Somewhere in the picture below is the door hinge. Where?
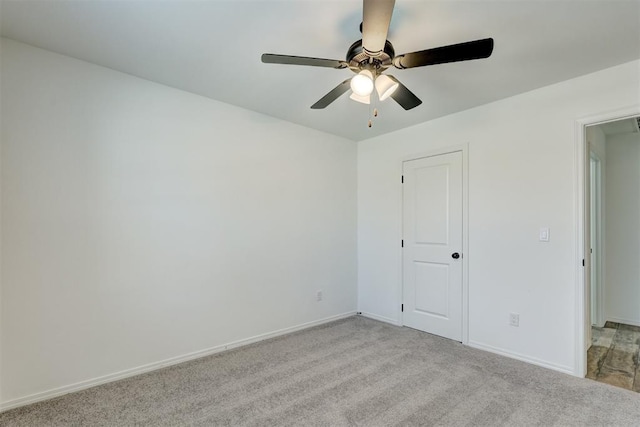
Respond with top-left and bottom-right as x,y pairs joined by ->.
401,240 -> 404,248
582,259 -> 585,266
401,304 -> 404,312
401,175 -> 404,183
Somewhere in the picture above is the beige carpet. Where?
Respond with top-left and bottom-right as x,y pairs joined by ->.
2,316 -> 640,426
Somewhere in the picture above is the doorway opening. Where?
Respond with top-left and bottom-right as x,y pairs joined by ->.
584,116 -> 640,392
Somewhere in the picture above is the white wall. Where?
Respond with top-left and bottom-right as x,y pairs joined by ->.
0,39 -> 357,407
604,132 -> 640,326
0,40 -> 3,407
588,126 -> 607,160
358,60 -> 640,373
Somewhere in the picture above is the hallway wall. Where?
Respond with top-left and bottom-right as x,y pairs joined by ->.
605,131 -> 640,326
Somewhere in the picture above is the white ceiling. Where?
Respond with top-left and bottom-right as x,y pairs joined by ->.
2,0 -> 639,141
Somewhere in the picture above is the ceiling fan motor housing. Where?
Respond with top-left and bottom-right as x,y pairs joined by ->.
346,39 -> 395,73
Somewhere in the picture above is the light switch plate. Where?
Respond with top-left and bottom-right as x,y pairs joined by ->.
539,227 -> 550,242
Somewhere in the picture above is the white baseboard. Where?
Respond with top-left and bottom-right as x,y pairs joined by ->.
606,317 -> 640,328
358,317 -> 575,376
467,340 -> 574,376
0,311 -> 356,413
358,311 -> 402,326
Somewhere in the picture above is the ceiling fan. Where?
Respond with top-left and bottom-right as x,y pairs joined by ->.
261,0 -> 494,111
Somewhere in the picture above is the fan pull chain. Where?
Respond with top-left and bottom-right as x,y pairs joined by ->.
367,83 -> 379,128
368,92 -> 379,127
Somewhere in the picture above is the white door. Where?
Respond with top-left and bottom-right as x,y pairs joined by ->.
402,151 -> 463,341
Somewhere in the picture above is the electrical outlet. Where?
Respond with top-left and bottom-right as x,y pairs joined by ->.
316,290 -> 323,302
509,313 -> 520,327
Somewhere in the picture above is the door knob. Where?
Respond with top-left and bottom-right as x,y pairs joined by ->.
452,252 -> 460,259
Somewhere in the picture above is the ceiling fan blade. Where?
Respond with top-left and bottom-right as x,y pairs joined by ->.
310,79 -> 352,109
362,0 -> 395,56
393,38 -> 494,69
262,54 -> 348,69
386,76 -> 422,110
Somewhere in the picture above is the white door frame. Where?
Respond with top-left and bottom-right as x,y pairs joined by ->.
589,153 -> 604,328
574,105 -> 640,377
399,144 -> 469,344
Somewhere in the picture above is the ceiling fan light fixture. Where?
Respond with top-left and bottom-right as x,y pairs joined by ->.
262,1 -> 494,111
349,92 -> 371,104
375,75 -> 399,101
350,70 -> 374,96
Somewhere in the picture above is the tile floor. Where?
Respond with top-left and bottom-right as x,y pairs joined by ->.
587,321 -> 640,392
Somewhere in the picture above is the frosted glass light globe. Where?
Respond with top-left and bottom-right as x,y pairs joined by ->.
350,70 -> 374,96
375,74 -> 399,101
349,92 -> 371,104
